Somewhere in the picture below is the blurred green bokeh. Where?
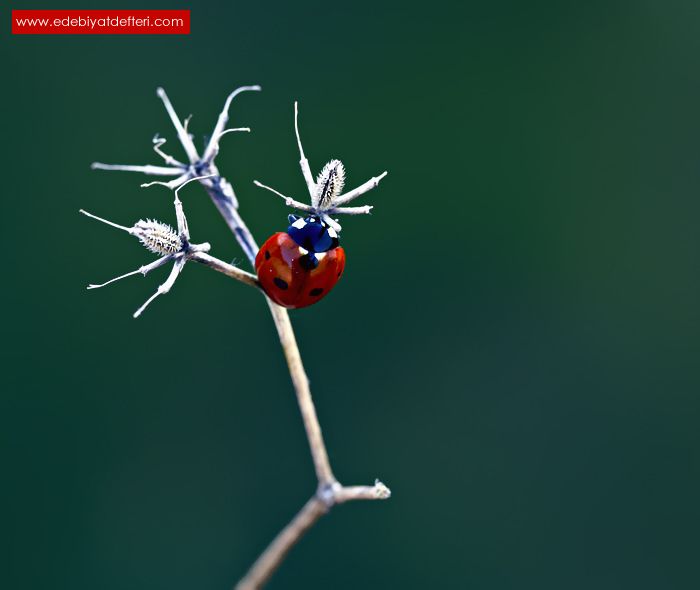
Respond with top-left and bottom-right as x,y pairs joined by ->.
2,1 -> 700,588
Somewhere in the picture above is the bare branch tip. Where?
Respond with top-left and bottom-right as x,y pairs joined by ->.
140,181 -> 162,189
374,480 -> 391,499
185,173 -> 216,185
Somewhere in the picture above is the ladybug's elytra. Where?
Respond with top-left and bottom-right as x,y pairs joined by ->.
255,215 -> 345,309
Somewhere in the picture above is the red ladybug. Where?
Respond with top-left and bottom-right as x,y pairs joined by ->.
255,215 -> 346,309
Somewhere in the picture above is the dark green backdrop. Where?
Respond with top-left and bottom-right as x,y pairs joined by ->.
3,1 -> 700,588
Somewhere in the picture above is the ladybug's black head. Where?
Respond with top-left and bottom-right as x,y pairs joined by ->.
287,214 -> 339,254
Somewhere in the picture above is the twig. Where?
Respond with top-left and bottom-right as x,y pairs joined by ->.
235,479 -> 390,590
189,251 -> 260,288
203,84 -> 261,163
266,300 -> 334,484
334,480 -> 392,503
253,180 -> 314,212
332,170 -> 388,206
236,497 -> 325,590
294,101 -> 316,195
156,87 -> 200,164
91,162 -> 182,176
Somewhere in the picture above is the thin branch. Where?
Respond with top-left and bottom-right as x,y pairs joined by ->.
133,255 -> 186,318
334,480 -> 392,503
203,127 -> 252,165
91,162 -> 182,176
294,101 -> 316,197
332,171 -> 388,206
87,255 -> 172,289
267,300 -> 334,484
328,205 -> 373,215
235,497 -> 327,590
253,180 -> 315,212
156,87 -> 200,164
152,135 -> 186,167
142,174 -> 215,196
79,209 -> 132,233
140,172 -> 191,191
189,251 -> 260,288
219,127 -> 251,135
203,85 -> 261,163
200,178 -> 259,263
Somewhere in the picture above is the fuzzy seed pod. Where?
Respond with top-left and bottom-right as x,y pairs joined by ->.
133,219 -> 183,255
314,159 -> 346,210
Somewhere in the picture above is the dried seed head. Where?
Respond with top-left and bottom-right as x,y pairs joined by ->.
133,219 -> 183,255
313,159 -> 345,210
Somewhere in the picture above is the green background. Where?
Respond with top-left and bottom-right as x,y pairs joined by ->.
3,1 -> 700,588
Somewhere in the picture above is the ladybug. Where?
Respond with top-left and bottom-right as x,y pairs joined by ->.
255,214 -> 346,309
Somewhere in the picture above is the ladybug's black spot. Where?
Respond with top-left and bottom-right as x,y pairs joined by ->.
309,288 -> 324,297
273,277 -> 288,290
264,250 -> 270,260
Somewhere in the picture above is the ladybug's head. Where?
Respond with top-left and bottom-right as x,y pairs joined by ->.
286,214 -> 339,253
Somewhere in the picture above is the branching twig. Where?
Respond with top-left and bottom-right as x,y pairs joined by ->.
235,479 -> 390,590
89,87 -> 390,589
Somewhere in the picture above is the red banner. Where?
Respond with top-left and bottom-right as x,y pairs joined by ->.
12,9 -> 190,35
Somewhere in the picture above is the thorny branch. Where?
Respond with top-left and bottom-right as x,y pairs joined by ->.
89,86 -> 390,589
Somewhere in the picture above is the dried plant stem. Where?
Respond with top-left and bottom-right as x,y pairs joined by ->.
201,181 -> 259,263
266,300 -> 335,484
198,180 -> 336,485
92,87 -> 390,590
